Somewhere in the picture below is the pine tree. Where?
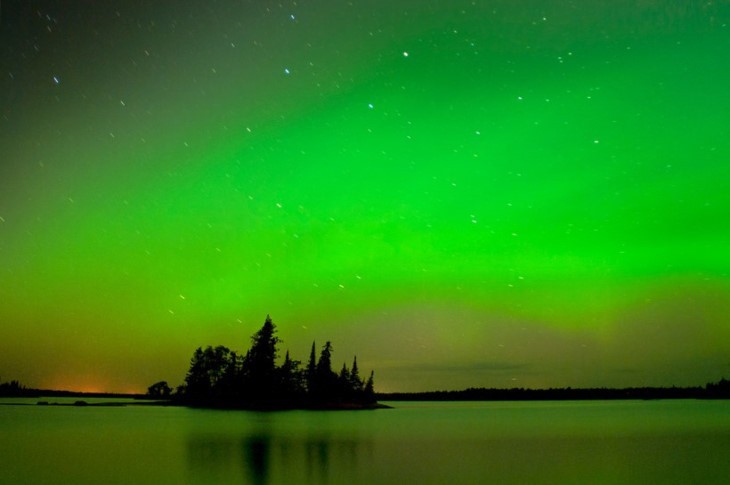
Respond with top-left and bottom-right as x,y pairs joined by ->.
281,350 -> 293,374
278,350 -> 300,399
306,341 -> 317,393
317,341 -> 333,376
350,356 -> 362,392
247,315 -> 280,398
249,315 -> 279,369
183,345 -> 232,400
363,371 -> 375,403
315,341 -> 338,401
339,362 -> 352,401
220,351 -> 238,398
339,362 -> 350,381
184,347 -> 207,397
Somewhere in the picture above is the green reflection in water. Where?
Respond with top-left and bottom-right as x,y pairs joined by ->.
1,401 -> 729,484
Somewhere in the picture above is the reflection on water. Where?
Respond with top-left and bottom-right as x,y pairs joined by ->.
1,401 -> 730,484
243,435 -> 270,485
179,401 -> 730,484
187,424 -> 372,484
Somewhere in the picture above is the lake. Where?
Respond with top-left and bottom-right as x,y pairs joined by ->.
1,399 -> 729,484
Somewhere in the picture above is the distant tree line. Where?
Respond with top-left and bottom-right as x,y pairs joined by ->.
378,378 -> 730,402
0,379 -> 26,397
705,378 -> 730,398
0,378 -> 144,399
149,316 -> 376,408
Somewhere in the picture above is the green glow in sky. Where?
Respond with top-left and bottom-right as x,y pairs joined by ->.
1,1 -> 729,392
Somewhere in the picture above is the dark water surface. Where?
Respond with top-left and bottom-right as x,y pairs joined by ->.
1,400 -> 729,484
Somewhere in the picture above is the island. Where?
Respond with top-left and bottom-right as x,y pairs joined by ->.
147,315 -> 383,410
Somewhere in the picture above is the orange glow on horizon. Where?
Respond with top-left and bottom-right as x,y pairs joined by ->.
44,375 -> 116,394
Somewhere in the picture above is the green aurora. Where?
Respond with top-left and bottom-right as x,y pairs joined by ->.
1,1 -> 729,393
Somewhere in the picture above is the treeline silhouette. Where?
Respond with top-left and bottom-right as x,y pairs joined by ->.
0,379 -> 26,397
0,378 -> 146,399
150,315 -> 377,409
379,378 -> 730,401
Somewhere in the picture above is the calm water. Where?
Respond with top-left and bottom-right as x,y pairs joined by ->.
1,399 -> 729,484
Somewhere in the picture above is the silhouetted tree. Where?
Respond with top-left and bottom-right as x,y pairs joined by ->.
306,341 -> 317,393
280,350 -> 294,381
184,345 -> 233,400
706,378 -> 730,398
350,356 -> 362,393
0,379 -> 25,397
219,351 -> 241,398
246,315 -> 280,399
339,363 -> 350,381
363,371 -> 376,403
338,363 -> 351,398
175,383 -> 187,396
147,381 -> 172,398
184,347 -> 207,397
278,350 -> 303,399
313,341 -> 338,401
317,341 -> 333,375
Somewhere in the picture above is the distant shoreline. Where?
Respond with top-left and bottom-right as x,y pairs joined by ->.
0,394 -> 391,411
2,378 -> 728,404
378,382 -> 730,401
0,389 -> 149,400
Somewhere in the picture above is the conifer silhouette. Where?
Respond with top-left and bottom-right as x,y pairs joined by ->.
176,316 -> 378,408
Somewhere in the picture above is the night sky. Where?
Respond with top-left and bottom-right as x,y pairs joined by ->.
2,1 -> 729,393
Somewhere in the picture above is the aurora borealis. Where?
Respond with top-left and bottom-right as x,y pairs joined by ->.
1,1 -> 729,393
